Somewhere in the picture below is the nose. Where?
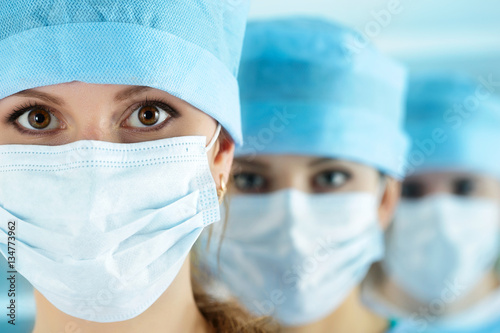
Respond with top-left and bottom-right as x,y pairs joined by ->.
274,171 -> 311,193
424,184 -> 452,197
71,122 -> 121,143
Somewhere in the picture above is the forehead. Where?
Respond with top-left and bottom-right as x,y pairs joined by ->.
0,83 -> 197,112
405,171 -> 492,183
5,82 -> 150,99
235,154 -> 377,172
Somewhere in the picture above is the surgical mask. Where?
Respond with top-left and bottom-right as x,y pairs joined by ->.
397,289 -> 500,333
383,194 -> 500,304
203,189 -> 384,326
0,125 -> 222,323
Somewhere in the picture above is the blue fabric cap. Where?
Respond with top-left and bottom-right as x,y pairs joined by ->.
405,73 -> 500,178
236,17 -> 409,178
0,0 -> 250,145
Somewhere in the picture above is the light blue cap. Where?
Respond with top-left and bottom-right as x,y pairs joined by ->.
405,72 -> 500,178
0,1 -> 250,145
236,17 -> 409,179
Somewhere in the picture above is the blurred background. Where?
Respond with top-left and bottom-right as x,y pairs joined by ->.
248,0 -> 500,80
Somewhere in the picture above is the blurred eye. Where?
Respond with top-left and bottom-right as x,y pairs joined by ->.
233,172 -> 268,193
453,179 -> 476,196
312,170 -> 350,192
17,107 -> 60,131
402,182 -> 424,199
125,104 -> 171,128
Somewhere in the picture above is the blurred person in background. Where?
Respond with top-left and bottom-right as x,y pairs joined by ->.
199,17 -> 409,333
362,73 -> 500,333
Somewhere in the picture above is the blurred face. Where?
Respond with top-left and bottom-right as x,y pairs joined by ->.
402,171 -> 500,201
0,81 -> 234,186
231,155 -> 401,226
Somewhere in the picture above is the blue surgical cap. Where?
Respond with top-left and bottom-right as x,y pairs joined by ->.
405,73 -> 500,178
236,17 -> 409,179
0,0 -> 249,145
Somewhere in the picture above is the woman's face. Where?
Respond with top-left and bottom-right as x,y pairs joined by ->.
402,171 -> 500,201
0,81 -> 234,186
231,155 -> 401,226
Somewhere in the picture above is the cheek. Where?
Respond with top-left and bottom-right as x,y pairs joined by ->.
0,130 -> 12,144
348,173 -> 381,194
0,112 -> 15,144
479,184 -> 500,200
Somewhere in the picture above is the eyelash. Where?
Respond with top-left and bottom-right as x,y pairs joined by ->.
5,99 -> 179,135
123,99 -> 179,132
7,102 -> 49,123
4,102 -> 56,136
312,169 -> 351,188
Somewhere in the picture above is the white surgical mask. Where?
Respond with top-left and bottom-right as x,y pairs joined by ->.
383,194 -> 500,304
0,125 -> 222,323
202,189 -> 384,326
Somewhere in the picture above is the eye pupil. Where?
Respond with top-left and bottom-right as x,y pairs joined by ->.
402,182 -> 423,199
454,179 -> 475,196
28,108 -> 51,129
138,106 -> 159,126
316,172 -> 347,189
34,114 -> 45,123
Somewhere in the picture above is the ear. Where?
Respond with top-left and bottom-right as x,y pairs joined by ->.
208,130 -> 235,190
378,177 -> 401,230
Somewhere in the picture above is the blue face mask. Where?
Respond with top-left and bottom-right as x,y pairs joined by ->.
383,195 -> 500,303
201,189 -> 384,326
0,126 -> 221,323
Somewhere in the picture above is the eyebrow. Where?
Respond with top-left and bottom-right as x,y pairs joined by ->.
114,86 -> 153,102
234,159 -> 269,171
309,157 -> 339,167
12,89 -> 65,106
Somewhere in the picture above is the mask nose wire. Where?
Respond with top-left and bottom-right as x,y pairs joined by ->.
205,123 -> 222,153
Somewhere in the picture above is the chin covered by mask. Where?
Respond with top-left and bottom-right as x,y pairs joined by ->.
0,0 -> 251,324
383,194 -> 500,304
201,189 -> 385,326
0,127 -> 222,323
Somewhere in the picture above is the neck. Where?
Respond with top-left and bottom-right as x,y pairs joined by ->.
381,271 -> 500,316
282,286 -> 388,333
32,257 -> 212,333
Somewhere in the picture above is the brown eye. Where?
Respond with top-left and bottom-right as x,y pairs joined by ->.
17,107 -> 60,131
28,108 -> 51,129
312,170 -> 351,192
126,104 -> 170,128
138,106 -> 160,126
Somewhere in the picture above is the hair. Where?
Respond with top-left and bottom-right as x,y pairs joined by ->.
193,281 -> 278,333
190,127 -> 278,333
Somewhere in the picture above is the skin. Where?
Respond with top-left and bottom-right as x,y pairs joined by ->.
0,82 -> 235,333
379,171 -> 500,316
231,155 -> 401,333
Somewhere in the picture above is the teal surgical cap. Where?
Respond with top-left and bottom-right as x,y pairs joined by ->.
0,0 -> 249,145
236,17 -> 409,179
405,72 -> 500,178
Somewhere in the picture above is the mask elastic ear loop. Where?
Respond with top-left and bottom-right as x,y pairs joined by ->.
377,174 -> 388,205
205,124 -> 222,153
